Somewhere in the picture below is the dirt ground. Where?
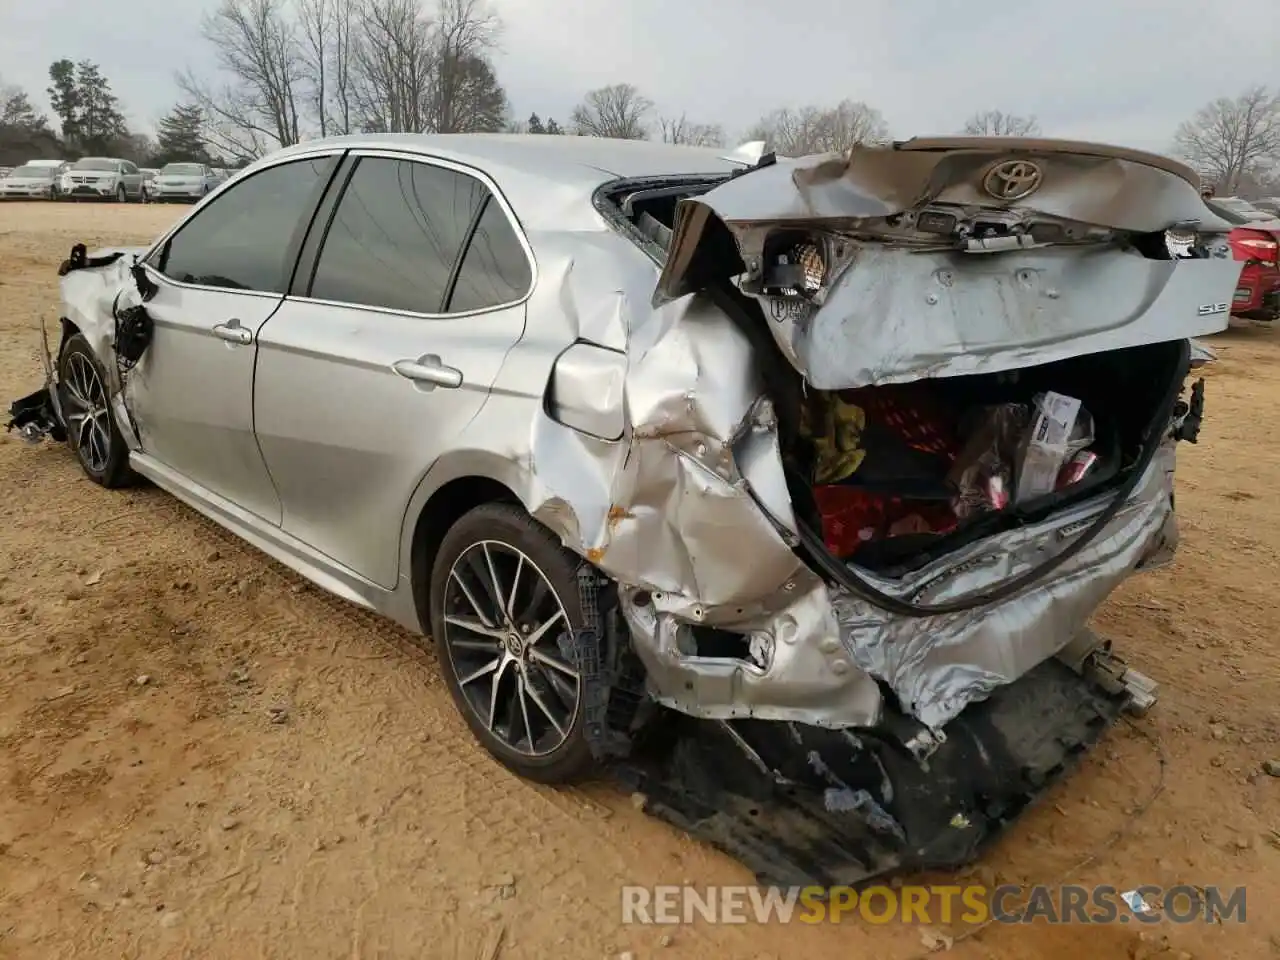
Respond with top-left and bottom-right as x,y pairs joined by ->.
0,201 -> 1277,960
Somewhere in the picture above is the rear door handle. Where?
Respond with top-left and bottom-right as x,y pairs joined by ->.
212,318 -> 253,345
393,354 -> 463,390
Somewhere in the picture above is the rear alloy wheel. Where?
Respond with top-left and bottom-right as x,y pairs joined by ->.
430,503 -> 592,783
58,333 -> 134,488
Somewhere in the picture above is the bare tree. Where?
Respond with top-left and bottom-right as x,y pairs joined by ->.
428,0 -> 501,132
1174,86 -> 1280,195
571,83 -> 652,139
961,109 -> 1041,137
179,0 -> 303,160
747,100 -> 888,156
350,0 -> 437,133
659,113 -> 724,147
328,0 -> 355,135
297,0 -> 332,136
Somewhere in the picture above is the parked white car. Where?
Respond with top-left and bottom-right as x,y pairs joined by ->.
152,162 -> 220,202
0,163 -> 61,199
59,158 -> 146,202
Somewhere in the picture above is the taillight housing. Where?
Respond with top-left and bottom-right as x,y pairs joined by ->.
1228,229 -> 1280,265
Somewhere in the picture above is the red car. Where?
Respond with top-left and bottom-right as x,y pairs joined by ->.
1207,198 -> 1280,321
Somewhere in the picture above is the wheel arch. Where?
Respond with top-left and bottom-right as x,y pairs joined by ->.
405,453 -> 533,633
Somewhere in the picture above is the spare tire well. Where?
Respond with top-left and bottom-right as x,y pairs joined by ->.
409,476 -> 520,633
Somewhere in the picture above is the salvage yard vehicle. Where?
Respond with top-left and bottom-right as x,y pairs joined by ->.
0,163 -> 60,200
58,157 -> 145,202
8,134 -> 1235,886
140,168 -> 159,201
1205,198 -> 1280,321
151,162 -> 220,202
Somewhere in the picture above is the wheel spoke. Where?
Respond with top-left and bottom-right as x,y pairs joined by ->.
524,609 -> 564,648
450,569 -> 497,629
532,660 -> 579,712
457,655 -> 501,688
523,680 -> 567,738
515,576 -> 549,626
516,675 -> 535,753
529,647 -> 579,680
505,554 -> 523,621
481,543 -> 506,623
443,614 -> 506,640
486,656 -> 514,730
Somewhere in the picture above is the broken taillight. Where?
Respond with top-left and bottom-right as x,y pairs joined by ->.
1228,230 -> 1280,265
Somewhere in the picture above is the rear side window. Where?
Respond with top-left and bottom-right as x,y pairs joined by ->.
149,155 -> 336,293
309,157 -> 487,313
447,197 -> 532,312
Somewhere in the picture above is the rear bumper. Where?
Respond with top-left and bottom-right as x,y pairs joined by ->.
621,653 -> 1141,886
1232,266 -> 1280,320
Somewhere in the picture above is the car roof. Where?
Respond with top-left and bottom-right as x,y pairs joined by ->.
262,133 -> 743,230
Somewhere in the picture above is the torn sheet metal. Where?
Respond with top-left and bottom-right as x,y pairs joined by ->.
52,247 -> 152,451
830,441 -> 1179,730
655,136 -> 1240,390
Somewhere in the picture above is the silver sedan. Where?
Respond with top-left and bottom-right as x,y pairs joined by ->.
6,132 -> 1242,884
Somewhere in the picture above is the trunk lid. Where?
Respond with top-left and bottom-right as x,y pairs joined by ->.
655,136 -> 1243,390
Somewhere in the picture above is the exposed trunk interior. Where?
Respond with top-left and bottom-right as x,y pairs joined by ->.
782,339 -> 1187,579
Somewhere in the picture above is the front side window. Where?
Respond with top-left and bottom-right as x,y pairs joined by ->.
147,155 -> 337,293
309,157 -> 488,313
447,197 -> 532,312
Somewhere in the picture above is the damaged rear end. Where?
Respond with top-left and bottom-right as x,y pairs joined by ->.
597,138 -> 1233,884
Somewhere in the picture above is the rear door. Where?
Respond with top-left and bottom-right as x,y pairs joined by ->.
129,152 -> 342,522
252,151 -> 533,588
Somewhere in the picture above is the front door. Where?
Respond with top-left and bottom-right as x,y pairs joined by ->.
127,152 -> 342,522
252,153 -> 534,587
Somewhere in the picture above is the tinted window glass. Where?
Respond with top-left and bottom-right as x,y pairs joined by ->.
149,156 -> 335,293
447,198 -> 532,312
309,157 -> 487,313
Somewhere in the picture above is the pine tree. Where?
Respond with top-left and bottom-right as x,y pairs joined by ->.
155,103 -> 210,164
545,118 -> 563,135
73,60 -> 128,154
47,58 -> 80,144
527,112 -> 545,134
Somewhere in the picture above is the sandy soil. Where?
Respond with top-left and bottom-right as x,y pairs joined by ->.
0,201 -> 1277,960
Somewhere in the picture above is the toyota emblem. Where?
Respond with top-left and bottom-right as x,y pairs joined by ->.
982,159 -> 1044,201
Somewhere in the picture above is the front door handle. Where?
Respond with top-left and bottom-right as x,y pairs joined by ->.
212,318 -> 253,345
392,354 -> 463,390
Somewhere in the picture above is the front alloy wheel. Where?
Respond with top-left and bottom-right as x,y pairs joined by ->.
57,333 -> 133,487
430,504 -> 592,783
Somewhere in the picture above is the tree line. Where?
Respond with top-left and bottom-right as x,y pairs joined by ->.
1,0 -> 1277,197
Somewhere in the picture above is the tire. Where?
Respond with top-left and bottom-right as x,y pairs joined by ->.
57,333 -> 135,488
430,502 -> 594,784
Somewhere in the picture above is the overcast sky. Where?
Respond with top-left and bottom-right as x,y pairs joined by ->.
2,0 -> 1278,152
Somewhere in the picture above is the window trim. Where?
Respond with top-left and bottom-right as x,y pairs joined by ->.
289,148 -> 538,321
139,147 -> 346,299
